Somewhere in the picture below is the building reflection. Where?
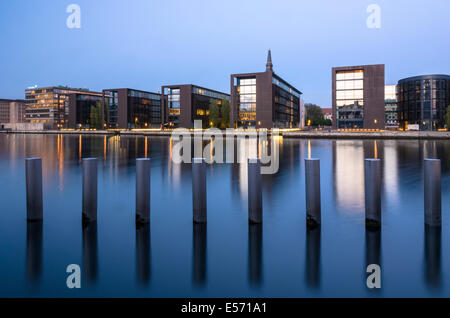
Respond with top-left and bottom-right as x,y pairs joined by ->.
136,223 -> 151,285
82,220 -> 98,285
167,137 -> 182,189
305,225 -> 321,288
333,140 -> 365,213
424,225 -> 441,289
383,141 -> 399,205
332,140 -> 400,214
248,224 -> 263,287
193,223 -> 207,287
26,220 -> 43,285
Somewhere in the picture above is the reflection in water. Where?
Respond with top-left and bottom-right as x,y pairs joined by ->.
424,225 -> 441,289
82,221 -> 98,285
248,224 -> 262,287
305,225 -> 321,288
136,223 -> 151,285
193,223 -> 207,287
383,141 -> 399,205
333,140 -> 365,212
238,137 -> 257,197
26,221 -> 43,285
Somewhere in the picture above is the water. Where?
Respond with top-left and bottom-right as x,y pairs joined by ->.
0,134 -> 449,297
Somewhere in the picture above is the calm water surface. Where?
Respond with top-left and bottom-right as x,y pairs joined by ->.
0,134 -> 450,297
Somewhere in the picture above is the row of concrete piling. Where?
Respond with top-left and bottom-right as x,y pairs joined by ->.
25,157 -> 443,228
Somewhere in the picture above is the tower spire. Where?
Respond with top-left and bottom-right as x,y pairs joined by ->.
266,49 -> 273,72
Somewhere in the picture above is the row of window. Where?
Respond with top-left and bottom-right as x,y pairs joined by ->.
272,77 -> 301,99
336,70 -> 364,81
192,87 -> 230,100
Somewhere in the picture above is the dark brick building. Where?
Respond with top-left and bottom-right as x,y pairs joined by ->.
160,84 -> 230,128
230,50 -> 302,129
67,92 -> 103,129
0,99 -> 26,123
332,64 -> 385,129
102,88 -> 162,129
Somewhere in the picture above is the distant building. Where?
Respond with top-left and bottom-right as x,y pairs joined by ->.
25,86 -> 102,129
230,50 -> 303,129
332,64 -> 385,129
102,88 -> 162,129
385,84 -> 398,128
397,75 -> 450,130
161,84 -> 230,128
322,108 -> 332,121
0,99 -> 26,123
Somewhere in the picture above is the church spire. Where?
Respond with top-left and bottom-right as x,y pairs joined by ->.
266,49 -> 273,72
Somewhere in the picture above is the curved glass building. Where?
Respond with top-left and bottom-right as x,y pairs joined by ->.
397,75 -> 450,130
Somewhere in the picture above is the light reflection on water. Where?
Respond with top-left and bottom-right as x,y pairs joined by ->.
0,134 -> 450,297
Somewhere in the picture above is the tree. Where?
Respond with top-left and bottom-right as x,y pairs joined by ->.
209,100 -> 220,128
445,106 -> 450,130
305,103 -> 325,126
220,98 -> 230,128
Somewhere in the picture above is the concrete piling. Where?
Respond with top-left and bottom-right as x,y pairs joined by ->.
192,158 -> 207,223
82,158 -> 98,222
25,158 -> 43,221
305,158 -> 321,228
136,158 -> 151,224
424,159 -> 441,227
248,158 -> 262,224
365,159 -> 382,229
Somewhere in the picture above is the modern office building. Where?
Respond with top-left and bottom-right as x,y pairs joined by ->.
385,84 -> 398,128
230,50 -> 302,129
25,86 -> 102,129
67,92 -> 103,129
397,75 -> 450,130
161,84 -> 230,128
0,99 -> 26,123
102,88 -> 162,129
332,64 -> 385,129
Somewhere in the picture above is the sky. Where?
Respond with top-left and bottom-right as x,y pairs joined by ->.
0,0 -> 449,107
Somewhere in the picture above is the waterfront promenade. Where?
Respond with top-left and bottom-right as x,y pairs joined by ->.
1,129 -> 450,140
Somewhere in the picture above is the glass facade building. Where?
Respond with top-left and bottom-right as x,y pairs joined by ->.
273,76 -> 301,128
102,88 -> 162,129
25,86 -> 100,129
231,50 -> 303,129
332,65 -> 385,130
69,93 -> 103,129
335,69 -> 364,128
103,90 -> 119,128
236,77 -> 256,125
397,75 -> 450,130
166,88 -> 181,126
161,85 -> 230,128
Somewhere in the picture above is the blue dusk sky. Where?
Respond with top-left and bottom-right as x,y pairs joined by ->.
0,0 -> 449,106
